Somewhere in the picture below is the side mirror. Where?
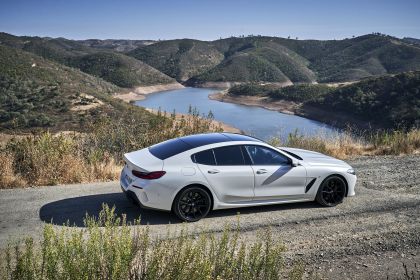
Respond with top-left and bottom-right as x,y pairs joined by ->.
291,158 -> 299,167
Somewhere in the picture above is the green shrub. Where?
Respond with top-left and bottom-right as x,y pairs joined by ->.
1,205 -> 299,280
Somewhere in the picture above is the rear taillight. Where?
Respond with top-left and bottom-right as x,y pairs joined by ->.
132,170 -> 166,180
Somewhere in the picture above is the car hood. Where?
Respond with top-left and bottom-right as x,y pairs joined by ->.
279,147 -> 351,168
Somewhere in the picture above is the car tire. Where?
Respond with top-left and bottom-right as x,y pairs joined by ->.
316,175 -> 347,207
173,186 -> 212,222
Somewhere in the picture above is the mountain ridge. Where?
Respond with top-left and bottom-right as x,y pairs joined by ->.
2,32 -> 420,86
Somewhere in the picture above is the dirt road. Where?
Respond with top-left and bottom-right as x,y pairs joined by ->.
0,155 -> 419,279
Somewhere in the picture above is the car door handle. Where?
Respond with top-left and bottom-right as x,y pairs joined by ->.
208,169 -> 220,174
256,169 -> 268,174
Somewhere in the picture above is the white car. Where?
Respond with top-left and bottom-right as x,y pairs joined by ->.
120,133 -> 356,222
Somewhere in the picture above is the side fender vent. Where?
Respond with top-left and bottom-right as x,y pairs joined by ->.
305,178 -> 316,193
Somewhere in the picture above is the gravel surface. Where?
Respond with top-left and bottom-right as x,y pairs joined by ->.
0,155 -> 419,279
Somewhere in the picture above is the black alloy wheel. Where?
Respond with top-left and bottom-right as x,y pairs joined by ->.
316,176 -> 346,207
173,186 -> 211,222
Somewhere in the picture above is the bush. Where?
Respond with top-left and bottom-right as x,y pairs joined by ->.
1,205 -> 299,280
0,152 -> 25,188
0,107 -> 222,188
5,132 -> 93,186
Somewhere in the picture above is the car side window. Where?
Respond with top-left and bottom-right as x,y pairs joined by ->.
192,149 -> 216,165
213,145 -> 245,166
245,145 -> 290,165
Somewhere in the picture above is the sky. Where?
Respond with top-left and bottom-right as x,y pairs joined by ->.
0,0 -> 419,41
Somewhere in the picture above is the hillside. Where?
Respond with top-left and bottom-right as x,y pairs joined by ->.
189,38 -> 316,85
311,71 -> 420,128
403,37 -> 420,46
2,32 -> 420,86
307,35 -> 420,82
70,52 -> 175,87
228,83 -> 331,102
126,34 -> 420,85
0,44 -> 155,131
128,39 -> 224,81
0,33 -> 174,88
77,39 -> 156,52
210,37 -> 317,83
0,32 -> 92,63
188,53 -> 291,85
227,71 -> 420,129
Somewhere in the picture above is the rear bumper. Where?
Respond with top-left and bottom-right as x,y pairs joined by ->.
120,166 -> 172,211
121,186 -> 141,205
120,185 -> 166,211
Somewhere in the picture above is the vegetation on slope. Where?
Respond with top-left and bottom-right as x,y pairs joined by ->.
189,34 -> 420,84
0,44 -> 125,131
77,38 -> 156,52
229,71 -> 420,129
2,32 -> 420,85
0,42 -> 220,188
272,34 -> 420,82
249,42 -> 316,83
0,32 -> 92,63
189,53 -> 290,84
210,37 -> 316,83
0,33 -> 173,88
128,39 -> 224,81
71,52 -> 174,87
229,83 -> 331,102
313,71 -> 420,128
212,34 -> 420,82
403,37 -> 420,46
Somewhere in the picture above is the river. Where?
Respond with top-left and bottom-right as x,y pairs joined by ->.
135,87 -> 337,141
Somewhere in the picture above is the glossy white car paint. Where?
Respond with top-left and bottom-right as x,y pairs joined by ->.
120,133 -> 356,214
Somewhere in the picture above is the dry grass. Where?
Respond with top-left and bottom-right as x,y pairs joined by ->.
0,108 -> 222,188
370,129 -> 420,155
270,128 -> 420,159
1,106 -> 419,188
2,133 -> 109,188
0,152 -> 25,188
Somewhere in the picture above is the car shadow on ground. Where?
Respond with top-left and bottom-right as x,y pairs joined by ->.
39,192 -> 321,227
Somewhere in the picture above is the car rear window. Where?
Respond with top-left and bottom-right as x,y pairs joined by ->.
192,149 -> 216,165
213,145 -> 245,165
148,138 -> 192,160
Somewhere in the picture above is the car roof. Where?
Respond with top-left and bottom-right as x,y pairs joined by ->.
180,133 -> 262,147
149,133 -> 262,160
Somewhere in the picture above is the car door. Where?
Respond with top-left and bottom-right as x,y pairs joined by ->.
194,145 -> 255,203
244,145 -> 307,200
